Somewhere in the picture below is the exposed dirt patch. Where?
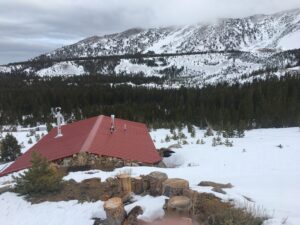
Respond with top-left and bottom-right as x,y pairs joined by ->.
190,192 -> 265,225
28,178 -> 128,204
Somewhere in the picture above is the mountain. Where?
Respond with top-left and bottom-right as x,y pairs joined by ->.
1,8 -> 300,87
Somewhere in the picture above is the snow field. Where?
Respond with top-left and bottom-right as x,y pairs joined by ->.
0,127 -> 299,225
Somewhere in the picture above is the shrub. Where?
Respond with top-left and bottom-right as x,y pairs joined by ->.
165,135 -> 171,142
182,140 -> 188,145
193,193 -> 266,225
14,152 -> 62,196
204,127 -> 214,137
28,138 -> 33,144
178,131 -> 187,140
0,133 -> 21,162
225,139 -> 234,147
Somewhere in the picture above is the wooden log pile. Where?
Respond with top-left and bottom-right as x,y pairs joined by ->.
100,171 -> 209,225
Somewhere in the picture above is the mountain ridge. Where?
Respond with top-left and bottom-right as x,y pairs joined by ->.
1,8 -> 300,87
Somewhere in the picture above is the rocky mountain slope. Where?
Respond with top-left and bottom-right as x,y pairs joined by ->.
1,8 -> 300,87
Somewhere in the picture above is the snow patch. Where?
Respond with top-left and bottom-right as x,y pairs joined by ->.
36,62 -> 85,76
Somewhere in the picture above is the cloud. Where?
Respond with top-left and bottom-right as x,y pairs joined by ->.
1,0 -> 300,64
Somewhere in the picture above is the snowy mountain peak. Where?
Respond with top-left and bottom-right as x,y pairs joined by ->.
2,9 -> 300,87
46,8 -> 300,60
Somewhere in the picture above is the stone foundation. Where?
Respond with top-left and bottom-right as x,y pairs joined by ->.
55,152 -> 146,171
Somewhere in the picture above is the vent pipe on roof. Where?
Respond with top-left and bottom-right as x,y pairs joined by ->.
110,115 -> 115,134
51,107 -> 64,138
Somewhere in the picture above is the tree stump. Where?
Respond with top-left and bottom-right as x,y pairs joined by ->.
166,196 -> 192,217
162,178 -> 189,197
142,175 -> 150,192
125,205 -> 143,225
104,197 -> 126,225
148,171 -> 168,196
118,174 -> 132,193
132,176 -> 143,195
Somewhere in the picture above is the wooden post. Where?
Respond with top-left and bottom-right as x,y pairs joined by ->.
118,174 -> 132,193
104,197 -> 126,225
166,196 -> 192,217
162,178 -> 189,197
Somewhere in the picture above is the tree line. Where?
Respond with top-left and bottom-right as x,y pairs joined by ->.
0,73 -> 299,129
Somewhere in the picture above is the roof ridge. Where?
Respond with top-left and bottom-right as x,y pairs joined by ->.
80,115 -> 104,152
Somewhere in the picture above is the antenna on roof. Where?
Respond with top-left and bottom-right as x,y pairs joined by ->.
51,107 -> 65,138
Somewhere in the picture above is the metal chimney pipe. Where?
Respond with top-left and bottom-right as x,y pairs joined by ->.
110,115 -> 115,134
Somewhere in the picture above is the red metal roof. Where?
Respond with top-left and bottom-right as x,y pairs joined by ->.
0,115 -> 161,177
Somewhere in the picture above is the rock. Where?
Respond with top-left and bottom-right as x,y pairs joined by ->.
162,178 -> 189,197
198,181 -> 233,189
0,185 -> 12,194
82,178 -> 101,184
168,144 -> 182,149
104,197 -> 126,225
114,160 -> 124,168
62,158 -> 72,167
165,196 -> 192,217
211,187 -> 226,194
156,161 -> 167,168
106,177 -> 122,196
147,171 -> 168,196
131,162 -> 140,167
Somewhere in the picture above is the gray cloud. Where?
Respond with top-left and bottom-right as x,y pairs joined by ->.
1,0 -> 300,64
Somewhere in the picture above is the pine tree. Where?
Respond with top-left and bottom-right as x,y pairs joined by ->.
0,134 -> 21,162
204,127 -> 214,137
14,152 -> 62,196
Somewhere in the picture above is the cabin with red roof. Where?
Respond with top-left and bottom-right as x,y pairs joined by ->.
0,115 -> 161,177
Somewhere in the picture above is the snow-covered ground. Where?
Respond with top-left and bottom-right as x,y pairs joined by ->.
0,127 -> 300,225
36,61 -> 86,76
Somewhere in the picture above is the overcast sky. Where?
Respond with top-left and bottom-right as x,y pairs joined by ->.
1,0 -> 300,64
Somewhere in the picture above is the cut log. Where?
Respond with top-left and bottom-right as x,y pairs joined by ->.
104,197 -> 126,225
166,196 -> 192,217
132,176 -> 143,195
162,178 -> 189,197
147,171 -> 168,196
118,174 -> 132,193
